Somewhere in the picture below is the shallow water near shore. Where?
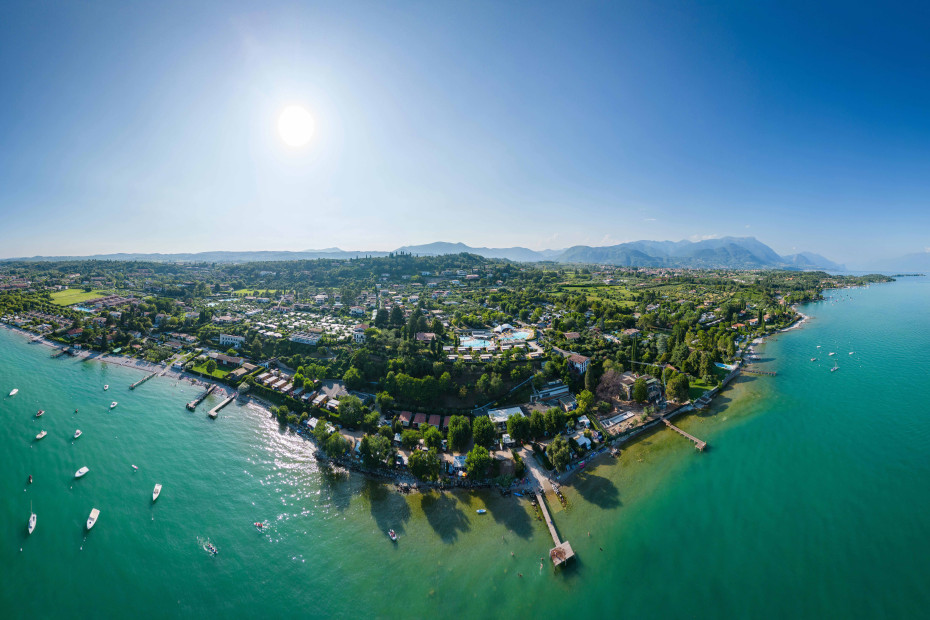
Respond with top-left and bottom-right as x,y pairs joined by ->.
2,277 -> 930,618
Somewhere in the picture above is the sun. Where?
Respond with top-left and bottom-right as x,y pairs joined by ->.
277,105 -> 315,148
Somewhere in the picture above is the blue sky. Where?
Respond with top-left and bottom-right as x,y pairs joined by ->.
1,1 -> 928,264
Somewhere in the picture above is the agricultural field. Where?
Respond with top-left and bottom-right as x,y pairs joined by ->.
49,289 -> 107,306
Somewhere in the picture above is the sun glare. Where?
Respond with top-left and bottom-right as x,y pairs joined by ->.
277,105 -> 315,148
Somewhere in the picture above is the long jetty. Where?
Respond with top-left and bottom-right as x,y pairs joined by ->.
208,395 -> 235,419
741,368 -> 777,376
661,417 -> 707,451
535,492 -> 575,567
130,372 -> 157,390
187,384 -> 217,411
51,348 -> 68,358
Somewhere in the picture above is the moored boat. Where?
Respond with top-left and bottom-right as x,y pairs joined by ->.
28,504 -> 36,535
74,429 -> 82,439
110,401 -> 118,409
86,508 -> 99,530
153,484 -> 162,502
36,410 -> 44,417
36,430 -> 47,440
9,388 -> 18,396
388,529 -> 397,542
476,509 -> 487,514
104,385 -> 109,391
75,466 -> 90,478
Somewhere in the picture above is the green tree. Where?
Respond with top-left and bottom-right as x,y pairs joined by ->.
577,389 -> 595,412
205,359 -> 217,374
544,407 -> 566,435
360,434 -> 392,468
667,373 -> 691,402
506,414 -> 531,444
401,429 -> 421,450
422,425 -> 443,450
337,395 -> 365,428
409,448 -> 441,481
323,433 -> 349,457
472,415 -> 496,447
447,415 -> 472,452
376,391 -> 395,412
465,445 -> 491,479
584,367 -> 596,393
529,410 -> 547,438
632,378 -> 648,403
547,435 -> 572,472
343,367 -> 365,390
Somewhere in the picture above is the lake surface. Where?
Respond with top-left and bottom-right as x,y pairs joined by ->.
2,277 -> 929,618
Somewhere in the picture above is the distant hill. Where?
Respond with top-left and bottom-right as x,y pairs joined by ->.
0,236 -> 843,270
396,242 -> 562,262
864,251 -> 930,272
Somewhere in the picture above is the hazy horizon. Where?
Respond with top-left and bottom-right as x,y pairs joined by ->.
2,1 -> 929,263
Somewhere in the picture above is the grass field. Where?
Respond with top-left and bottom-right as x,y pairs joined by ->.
191,363 -> 230,379
49,289 -> 107,306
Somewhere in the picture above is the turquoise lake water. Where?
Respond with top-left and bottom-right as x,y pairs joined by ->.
2,277 -> 929,618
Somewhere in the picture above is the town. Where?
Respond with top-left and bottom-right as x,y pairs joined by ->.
0,254 -> 890,489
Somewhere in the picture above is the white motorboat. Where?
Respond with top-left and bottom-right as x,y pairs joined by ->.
36,410 -> 44,417
28,504 -> 36,535
388,529 -> 397,542
104,385 -> 109,391
110,402 -> 118,409
9,388 -> 18,396
86,508 -> 99,530
75,466 -> 90,478
476,509 -> 487,514
828,352 -> 835,356
153,484 -> 162,502
35,430 -> 47,440
74,429 -> 82,439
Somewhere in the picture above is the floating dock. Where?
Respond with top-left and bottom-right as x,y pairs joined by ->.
208,395 -> 235,419
187,384 -> 217,411
535,492 -> 575,568
661,417 -> 707,451
130,372 -> 157,390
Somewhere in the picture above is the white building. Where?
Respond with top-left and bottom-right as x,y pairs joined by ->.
487,406 -> 525,431
219,334 -> 246,349
290,330 -> 323,346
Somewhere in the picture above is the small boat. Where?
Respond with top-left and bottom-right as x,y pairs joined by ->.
86,508 -> 99,530
849,352 -> 855,355
153,484 -> 162,502
74,429 -> 82,439
110,402 -> 118,409
514,491 -> 524,497
75,466 -> 89,478
254,521 -> 265,530
476,509 -> 487,514
828,352 -> 835,356
36,410 -> 44,417
388,529 -> 397,542
9,388 -> 18,396
104,385 -> 109,391
28,475 -> 32,484
831,362 -> 839,372
28,504 -> 36,535
810,358 -> 816,362
35,430 -> 47,440
203,542 -> 218,555
131,464 -> 138,471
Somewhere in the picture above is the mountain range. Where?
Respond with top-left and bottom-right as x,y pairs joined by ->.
1,237 -> 845,270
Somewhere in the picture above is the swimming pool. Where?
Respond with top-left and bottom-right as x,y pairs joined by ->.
499,331 -> 531,342
460,337 -> 493,349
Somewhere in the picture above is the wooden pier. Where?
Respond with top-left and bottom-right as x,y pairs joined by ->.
187,384 -> 217,411
535,492 -> 575,568
741,367 -> 776,376
208,395 -> 235,419
51,348 -> 69,358
661,417 -> 707,451
130,372 -> 157,390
